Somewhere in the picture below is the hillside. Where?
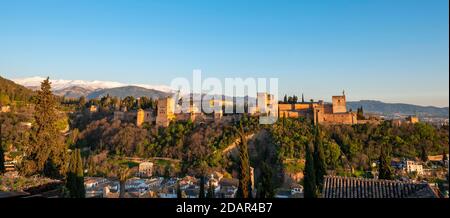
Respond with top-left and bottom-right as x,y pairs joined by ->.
347,100 -> 449,117
87,86 -> 171,99
0,75 -> 35,105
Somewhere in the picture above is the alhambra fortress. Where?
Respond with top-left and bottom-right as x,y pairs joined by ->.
278,92 -> 357,125
108,91 -> 379,127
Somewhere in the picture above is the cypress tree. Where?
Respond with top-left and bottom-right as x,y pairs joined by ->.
378,145 -> 393,180
66,150 -> 76,197
313,126 -> 327,190
258,162 -> 275,198
118,166 -> 130,198
283,95 -> 288,103
75,149 -> 85,197
237,126 -> 251,198
207,180 -> 215,198
357,107 -> 365,120
256,183 -> 264,198
420,145 -> 428,162
176,181 -> 182,198
199,175 -> 205,198
66,149 -> 85,198
0,142 -> 5,174
78,96 -> 86,109
304,142 -> 317,198
0,122 -> 5,174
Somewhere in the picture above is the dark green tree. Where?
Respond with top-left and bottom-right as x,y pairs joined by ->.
283,95 -> 288,103
303,142 -> 317,198
163,165 -> 171,178
257,162 -> 275,198
207,180 -> 215,198
139,96 -> 155,110
122,96 -> 136,110
357,106 -> 365,120
65,151 -> 76,196
256,183 -> 264,198
236,126 -> 251,198
22,77 -> 65,178
0,142 -> 5,174
118,166 -> 131,198
313,126 -> 327,190
288,96 -> 293,104
99,94 -> 112,108
199,175 -> 205,198
0,121 -> 5,174
378,144 -> 393,180
78,96 -> 86,109
420,145 -> 428,162
66,149 -> 85,198
176,181 -> 182,198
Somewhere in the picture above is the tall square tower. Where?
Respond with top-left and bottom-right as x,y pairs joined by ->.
332,95 -> 347,113
156,97 -> 175,127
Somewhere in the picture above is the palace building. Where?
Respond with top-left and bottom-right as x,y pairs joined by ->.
278,91 -> 357,125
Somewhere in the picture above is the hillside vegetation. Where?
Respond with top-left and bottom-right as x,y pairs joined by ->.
0,76 -> 35,105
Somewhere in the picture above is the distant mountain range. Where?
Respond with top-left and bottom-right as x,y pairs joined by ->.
347,100 -> 449,118
87,86 -> 171,99
12,76 -> 173,93
12,76 -> 175,99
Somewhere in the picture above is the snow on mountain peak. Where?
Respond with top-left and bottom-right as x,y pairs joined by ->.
11,76 -> 173,93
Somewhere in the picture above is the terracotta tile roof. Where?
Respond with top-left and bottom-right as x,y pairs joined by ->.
322,176 -> 438,198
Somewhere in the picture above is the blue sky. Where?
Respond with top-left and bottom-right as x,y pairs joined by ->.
0,0 -> 448,106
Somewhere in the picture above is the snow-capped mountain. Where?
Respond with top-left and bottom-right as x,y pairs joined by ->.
11,76 -> 173,93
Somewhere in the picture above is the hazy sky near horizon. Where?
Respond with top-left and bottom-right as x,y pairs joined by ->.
0,0 -> 448,107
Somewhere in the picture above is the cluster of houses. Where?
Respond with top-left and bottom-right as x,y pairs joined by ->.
84,173 -> 242,198
83,159 -> 307,198
85,174 -> 307,199
388,155 -> 449,180
83,160 -> 244,198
